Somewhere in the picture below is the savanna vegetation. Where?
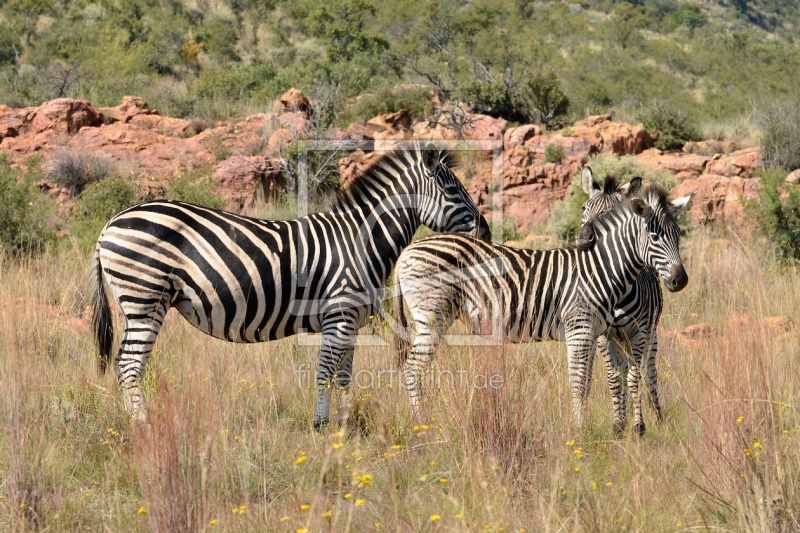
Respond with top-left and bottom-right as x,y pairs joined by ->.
1,212 -> 799,531
2,0 -> 800,531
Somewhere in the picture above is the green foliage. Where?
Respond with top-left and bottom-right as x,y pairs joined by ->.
0,160 -> 55,257
670,5 -> 708,35
343,84 -> 432,123
748,168 -> 800,261
196,17 -> 241,64
544,143 -> 565,164
291,0 -> 388,62
490,220 -> 524,242
164,174 -> 225,209
547,154 -> 675,244
72,175 -> 151,251
514,70 -> 570,126
638,102 -> 700,151
755,101 -> 800,170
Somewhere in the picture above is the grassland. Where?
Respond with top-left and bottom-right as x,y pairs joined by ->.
0,230 -> 798,532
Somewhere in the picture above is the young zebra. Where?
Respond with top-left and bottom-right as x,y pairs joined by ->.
580,168 -> 694,436
393,185 -> 690,431
92,143 -> 491,429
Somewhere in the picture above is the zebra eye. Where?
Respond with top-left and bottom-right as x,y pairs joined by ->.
650,232 -> 660,242
444,185 -> 459,195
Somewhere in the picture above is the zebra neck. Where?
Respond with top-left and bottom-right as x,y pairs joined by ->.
589,215 -> 646,299
331,181 -> 420,284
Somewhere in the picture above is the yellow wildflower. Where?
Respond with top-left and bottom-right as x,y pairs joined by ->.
333,442 -> 344,450
355,499 -> 365,506
209,519 -> 218,526
321,509 -> 333,518
344,493 -> 353,499
430,515 -> 442,522
439,477 -> 449,484
736,416 -> 744,424
300,504 -> 310,511
592,481 -> 598,490
280,515 -> 291,522
138,507 -> 148,516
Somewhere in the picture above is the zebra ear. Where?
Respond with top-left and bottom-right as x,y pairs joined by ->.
669,191 -> 696,216
622,177 -> 642,197
422,143 -> 442,174
575,223 -> 596,251
581,167 -> 600,196
631,198 -> 653,219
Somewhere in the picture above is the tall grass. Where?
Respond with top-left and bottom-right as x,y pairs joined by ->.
0,233 -> 798,530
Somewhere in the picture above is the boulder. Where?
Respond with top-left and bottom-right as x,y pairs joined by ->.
671,174 -> 761,226
503,124 -> 541,149
366,110 -> 412,132
212,155 -> 285,211
98,96 -> 155,124
571,116 -> 653,156
462,113 -> 508,140
705,147 -> 760,178
30,98 -> 102,134
785,169 -> 800,184
279,88 -> 310,115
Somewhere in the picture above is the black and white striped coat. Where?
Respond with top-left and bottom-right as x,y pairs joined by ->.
92,144 -> 490,428
394,186 -> 689,431
579,168 -> 694,436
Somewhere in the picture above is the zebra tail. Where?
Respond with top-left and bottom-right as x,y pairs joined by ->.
392,283 -> 412,368
92,247 -> 113,375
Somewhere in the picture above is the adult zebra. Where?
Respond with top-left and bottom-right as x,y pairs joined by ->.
92,143 -> 491,429
580,168 -> 694,436
393,185 -> 692,430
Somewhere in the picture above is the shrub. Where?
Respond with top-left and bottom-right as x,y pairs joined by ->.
754,101 -> 800,171
344,84 -> 432,123
547,154 -> 675,244
513,70 -> 570,127
44,153 -> 114,195
748,168 -> 800,262
544,143 -> 565,164
456,80 -> 518,121
72,175 -> 151,251
164,174 -> 225,209
638,101 -> 700,151
0,161 -> 55,257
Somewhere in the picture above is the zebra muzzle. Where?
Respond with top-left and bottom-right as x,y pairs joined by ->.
665,264 -> 688,292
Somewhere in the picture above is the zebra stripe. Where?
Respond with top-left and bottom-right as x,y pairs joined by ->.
580,168 -> 694,436
393,185 -> 688,431
92,143 -> 491,428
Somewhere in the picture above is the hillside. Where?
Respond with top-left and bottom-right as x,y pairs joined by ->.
0,0 -> 798,134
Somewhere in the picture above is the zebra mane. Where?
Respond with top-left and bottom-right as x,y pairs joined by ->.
337,142 -> 458,200
603,175 -> 620,194
639,183 -> 672,212
590,183 -> 675,228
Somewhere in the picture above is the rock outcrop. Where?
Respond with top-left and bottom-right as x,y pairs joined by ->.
0,95 -> 778,231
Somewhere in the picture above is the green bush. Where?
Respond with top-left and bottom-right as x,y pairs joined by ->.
72,175 -> 151,252
755,101 -> 800,170
638,101 -> 700,151
342,84 -> 432,123
544,143 -> 565,164
748,168 -> 800,262
0,160 -> 55,257
514,70 -> 570,126
547,154 -> 675,244
164,174 -> 225,209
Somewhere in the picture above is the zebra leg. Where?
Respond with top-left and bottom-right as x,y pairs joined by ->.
566,329 -> 596,431
627,328 -> 648,437
335,346 -> 355,427
116,300 -> 170,422
403,316 -> 445,421
644,329 -> 663,423
313,316 -> 357,430
599,333 -> 628,437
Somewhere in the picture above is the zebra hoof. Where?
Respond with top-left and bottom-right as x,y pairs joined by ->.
312,417 -> 329,432
634,422 -> 646,437
613,422 -> 626,438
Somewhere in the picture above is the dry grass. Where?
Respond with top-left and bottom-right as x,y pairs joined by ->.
0,233 -> 798,531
